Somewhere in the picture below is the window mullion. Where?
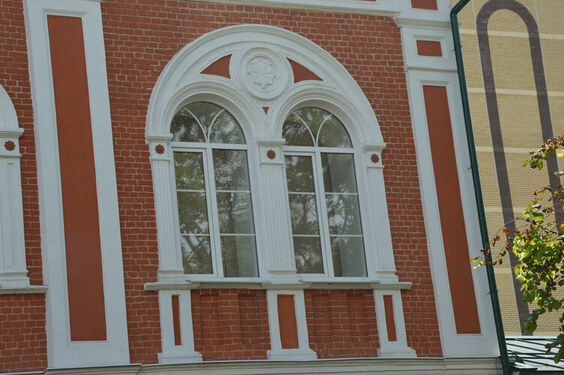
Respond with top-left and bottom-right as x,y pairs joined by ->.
204,147 -> 223,278
313,150 -> 333,278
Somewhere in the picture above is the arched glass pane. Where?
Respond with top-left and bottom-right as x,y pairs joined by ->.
283,114 -> 314,146
318,116 -> 352,148
209,110 -> 246,144
171,106 -> 206,142
172,102 -> 245,144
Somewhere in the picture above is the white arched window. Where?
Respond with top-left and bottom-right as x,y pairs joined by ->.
171,102 -> 258,278
283,107 -> 366,277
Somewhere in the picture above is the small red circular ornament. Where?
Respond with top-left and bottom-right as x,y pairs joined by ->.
155,144 -> 165,154
370,153 -> 379,163
4,140 -> 15,151
266,149 -> 276,160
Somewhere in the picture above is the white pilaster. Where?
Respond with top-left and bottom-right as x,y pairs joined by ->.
148,137 -> 185,282
158,290 -> 202,364
0,126 -> 29,289
257,139 -> 299,284
266,289 -> 317,360
363,146 -> 398,282
374,290 -> 416,358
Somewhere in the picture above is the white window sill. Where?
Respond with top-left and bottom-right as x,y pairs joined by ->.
144,279 -> 411,291
0,285 -> 48,295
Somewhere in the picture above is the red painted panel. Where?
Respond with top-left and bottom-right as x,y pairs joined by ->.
201,55 -> 231,79
47,15 -> 107,341
383,295 -> 397,342
411,0 -> 438,10
277,295 -> 299,349
416,40 -> 442,57
423,85 -> 481,334
172,295 -> 182,346
288,59 -> 322,83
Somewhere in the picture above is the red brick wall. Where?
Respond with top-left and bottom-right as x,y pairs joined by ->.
100,0 -> 442,360
305,290 -> 379,358
0,295 -> 47,373
191,289 -> 270,360
0,2 -> 47,372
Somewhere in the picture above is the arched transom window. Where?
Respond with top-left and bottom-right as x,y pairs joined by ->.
283,107 -> 366,277
171,102 -> 258,278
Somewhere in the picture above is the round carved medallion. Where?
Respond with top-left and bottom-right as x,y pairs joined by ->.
4,140 -> 15,152
238,48 -> 290,100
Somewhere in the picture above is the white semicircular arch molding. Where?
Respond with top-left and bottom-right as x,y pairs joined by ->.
146,24 -> 384,147
0,84 -> 19,131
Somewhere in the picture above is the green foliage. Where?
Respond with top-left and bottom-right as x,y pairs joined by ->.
473,136 -> 564,363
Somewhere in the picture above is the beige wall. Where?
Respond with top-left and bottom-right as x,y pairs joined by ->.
454,0 -> 564,336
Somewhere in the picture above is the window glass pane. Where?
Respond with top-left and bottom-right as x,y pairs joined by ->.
174,152 -> 205,190
216,192 -> 254,234
209,110 -> 246,144
171,106 -> 206,142
322,153 -> 358,193
283,115 -> 314,146
220,235 -> 258,277
290,107 -> 327,139
177,192 -> 209,234
325,194 -> 362,235
181,235 -> 212,274
285,155 -> 315,192
213,150 -> 250,191
331,236 -> 366,277
318,116 -> 352,148
293,236 -> 324,274
288,194 -> 320,235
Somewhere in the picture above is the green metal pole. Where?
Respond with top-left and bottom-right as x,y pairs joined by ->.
450,1 -> 511,374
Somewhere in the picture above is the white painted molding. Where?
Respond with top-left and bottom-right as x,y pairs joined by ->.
400,27 -> 457,72
373,290 -> 416,358
266,290 -> 317,360
404,70 -> 498,356
181,0 -> 400,17
23,0 -> 130,367
158,290 -> 202,364
34,357 -> 500,374
0,84 -> 30,290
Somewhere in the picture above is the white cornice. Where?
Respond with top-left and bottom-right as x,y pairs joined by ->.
185,0 -> 400,16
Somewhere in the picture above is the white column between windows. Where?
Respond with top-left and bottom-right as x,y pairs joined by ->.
0,127 -> 29,290
148,137 -> 185,282
363,146 -> 398,282
257,139 -> 299,284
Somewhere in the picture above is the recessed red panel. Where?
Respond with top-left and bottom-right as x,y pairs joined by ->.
172,295 -> 182,346
288,59 -> 322,83
423,85 -> 481,334
383,295 -> 397,342
277,295 -> 299,349
411,0 -> 438,10
201,55 -> 231,79
47,15 -> 107,341
416,40 -> 442,57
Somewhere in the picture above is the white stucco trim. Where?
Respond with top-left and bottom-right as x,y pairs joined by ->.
34,357 -> 500,375
0,85 -> 30,290
400,21 -> 499,355
23,0 -> 129,367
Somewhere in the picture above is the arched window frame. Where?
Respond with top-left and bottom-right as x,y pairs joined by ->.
168,98 -> 267,281
146,25 -> 400,286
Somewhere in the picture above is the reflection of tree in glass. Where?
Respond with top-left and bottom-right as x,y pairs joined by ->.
283,107 -> 352,148
181,235 -> 212,274
171,102 -> 245,144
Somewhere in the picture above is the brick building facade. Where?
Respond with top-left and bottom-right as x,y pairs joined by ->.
0,0 -> 500,373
